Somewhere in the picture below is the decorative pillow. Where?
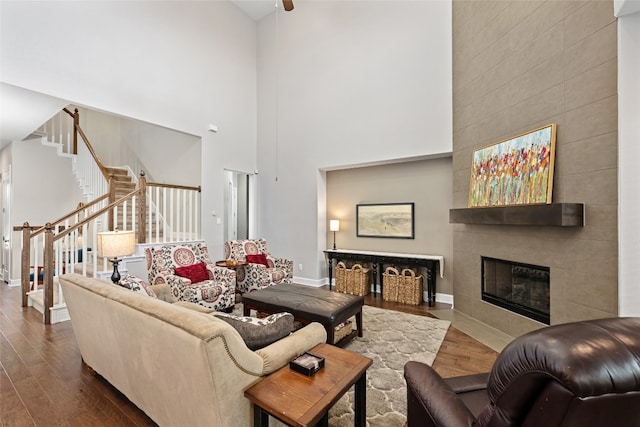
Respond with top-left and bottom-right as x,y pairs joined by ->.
245,254 -> 269,267
213,312 -> 293,350
119,274 -> 157,298
174,262 -> 209,283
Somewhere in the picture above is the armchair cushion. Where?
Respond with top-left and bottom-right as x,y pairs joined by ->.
213,312 -> 294,350
175,262 -> 209,283
246,254 -> 269,266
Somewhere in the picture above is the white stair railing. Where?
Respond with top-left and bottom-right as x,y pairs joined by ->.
38,109 -> 74,154
73,133 -> 108,202
146,183 -> 200,243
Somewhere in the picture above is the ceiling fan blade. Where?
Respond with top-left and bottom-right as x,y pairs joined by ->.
282,0 -> 294,11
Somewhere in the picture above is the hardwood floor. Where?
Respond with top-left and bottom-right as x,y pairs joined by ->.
1,284 -> 497,426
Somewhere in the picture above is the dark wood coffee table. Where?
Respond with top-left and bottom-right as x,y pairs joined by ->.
244,343 -> 372,427
241,283 -> 364,346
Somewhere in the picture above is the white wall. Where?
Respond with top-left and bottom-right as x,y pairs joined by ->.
616,6 -> 640,315
256,1 -> 453,281
79,108 -> 201,186
326,158 -> 454,295
0,1 -> 258,258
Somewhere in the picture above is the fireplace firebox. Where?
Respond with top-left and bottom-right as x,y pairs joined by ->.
481,257 -> 550,324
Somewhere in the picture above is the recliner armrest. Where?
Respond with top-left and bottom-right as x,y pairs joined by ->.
445,372 -> 490,394
404,361 -> 478,427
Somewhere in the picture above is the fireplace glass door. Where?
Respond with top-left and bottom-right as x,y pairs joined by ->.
481,257 -> 550,324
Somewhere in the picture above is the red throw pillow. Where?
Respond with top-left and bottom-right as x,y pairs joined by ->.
174,262 -> 209,283
245,254 -> 269,267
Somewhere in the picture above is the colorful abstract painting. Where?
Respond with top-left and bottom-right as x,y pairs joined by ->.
468,124 -> 557,207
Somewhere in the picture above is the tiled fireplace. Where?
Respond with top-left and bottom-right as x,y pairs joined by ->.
481,257 -> 550,325
451,0 -> 619,336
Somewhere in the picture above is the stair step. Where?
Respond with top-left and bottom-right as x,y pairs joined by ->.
116,182 -> 136,189
105,167 -> 131,181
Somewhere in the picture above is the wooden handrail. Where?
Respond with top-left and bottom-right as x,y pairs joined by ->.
137,174 -> 147,242
52,188 -> 141,242
147,182 -> 201,192
76,125 -> 109,180
28,194 -> 109,238
63,107 -> 79,154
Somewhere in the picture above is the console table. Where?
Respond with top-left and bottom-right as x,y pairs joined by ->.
324,249 -> 444,306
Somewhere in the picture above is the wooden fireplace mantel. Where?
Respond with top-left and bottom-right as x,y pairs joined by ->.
449,203 -> 584,227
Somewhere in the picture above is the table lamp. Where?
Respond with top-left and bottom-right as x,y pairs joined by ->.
97,229 -> 136,285
330,220 -> 340,250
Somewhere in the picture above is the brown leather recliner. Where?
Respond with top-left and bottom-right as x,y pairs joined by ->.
404,317 -> 640,427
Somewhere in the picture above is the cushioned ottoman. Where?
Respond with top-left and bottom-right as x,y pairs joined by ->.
242,283 -> 364,347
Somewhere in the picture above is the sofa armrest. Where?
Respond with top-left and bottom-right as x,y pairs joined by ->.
404,361 -> 477,427
271,257 -> 292,269
255,322 -> 327,374
149,283 -> 175,302
172,300 -> 216,313
166,273 -> 191,287
244,262 -> 270,280
206,264 -> 236,286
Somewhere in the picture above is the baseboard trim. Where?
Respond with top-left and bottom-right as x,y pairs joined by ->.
436,292 -> 454,306
293,276 -> 325,287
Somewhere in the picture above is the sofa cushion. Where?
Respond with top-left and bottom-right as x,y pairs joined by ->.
175,262 -> 209,283
120,274 -> 157,298
213,312 -> 294,350
246,254 -> 269,266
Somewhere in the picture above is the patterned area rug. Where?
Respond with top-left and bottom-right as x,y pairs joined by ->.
235,303 -> 450,426
328,305 -> 451,427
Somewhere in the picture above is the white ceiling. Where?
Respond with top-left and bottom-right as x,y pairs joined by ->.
0,83 -> 70,149
0,1 -> 277,150
232,0 -> 277,21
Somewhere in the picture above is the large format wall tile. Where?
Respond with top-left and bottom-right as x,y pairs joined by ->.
452,0 -> 618,336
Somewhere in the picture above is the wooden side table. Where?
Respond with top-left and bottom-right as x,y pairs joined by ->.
244,343 -> 372,427
215,260 -> 248,269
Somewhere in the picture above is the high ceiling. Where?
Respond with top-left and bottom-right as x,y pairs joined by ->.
1,1 -> 277,150
231,0 -> 277,21
0,83 -> 69,149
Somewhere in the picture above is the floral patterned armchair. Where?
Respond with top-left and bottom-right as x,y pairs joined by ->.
145,242 -> 236,311
224,239 -> 293,293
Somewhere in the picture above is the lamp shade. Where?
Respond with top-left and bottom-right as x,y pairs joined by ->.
330,220 -> 340,232
97,230 -> 136,259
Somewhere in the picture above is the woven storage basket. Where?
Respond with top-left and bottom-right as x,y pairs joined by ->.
345,263 -> 371,296
333,317 -> 355,344
400,268 -> 423,305
382,266 -> 401,302
335,261 -> 349,293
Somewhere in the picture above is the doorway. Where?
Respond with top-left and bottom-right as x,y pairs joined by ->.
224,170 -> 255,242
1,166 -> 12,283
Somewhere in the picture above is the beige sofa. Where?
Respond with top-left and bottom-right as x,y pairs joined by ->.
59,273 -> 327,427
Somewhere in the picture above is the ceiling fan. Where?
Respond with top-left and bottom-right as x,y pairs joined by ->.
282,0 -> 294,11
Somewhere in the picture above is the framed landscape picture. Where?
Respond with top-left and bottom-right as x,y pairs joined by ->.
468,123 -> 557,207
356,203 -> 414,239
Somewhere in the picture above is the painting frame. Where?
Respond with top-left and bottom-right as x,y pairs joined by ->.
468,123 -> 557,208
356,202 -> 415,239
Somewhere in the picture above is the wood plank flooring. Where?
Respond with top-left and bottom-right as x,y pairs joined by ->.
1,284 -> 497,426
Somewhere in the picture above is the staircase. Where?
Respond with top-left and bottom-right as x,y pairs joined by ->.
20,107 -> 202,324
106,166 -> 136,199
